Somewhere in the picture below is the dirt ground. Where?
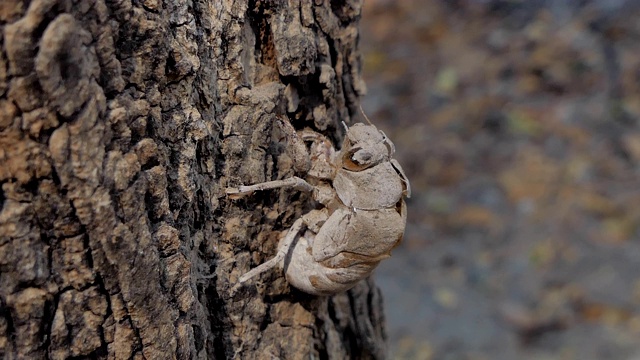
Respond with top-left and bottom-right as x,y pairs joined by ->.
359,1 -> 640,359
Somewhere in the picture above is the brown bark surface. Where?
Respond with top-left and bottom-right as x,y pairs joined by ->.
0,0 -> 387,359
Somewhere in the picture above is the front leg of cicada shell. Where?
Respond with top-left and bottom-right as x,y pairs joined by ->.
225,176 -> 314,196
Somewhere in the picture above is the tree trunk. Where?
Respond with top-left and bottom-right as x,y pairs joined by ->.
0,0 -> 387,358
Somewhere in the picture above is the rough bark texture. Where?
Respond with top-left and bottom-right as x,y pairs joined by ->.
0,0 -> 387,359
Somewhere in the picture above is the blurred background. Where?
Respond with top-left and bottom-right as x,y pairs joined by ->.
359,1 -> 640,359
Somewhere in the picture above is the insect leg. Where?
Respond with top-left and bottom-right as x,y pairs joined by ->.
226,176 -> 314,195
237,217 -> 306,284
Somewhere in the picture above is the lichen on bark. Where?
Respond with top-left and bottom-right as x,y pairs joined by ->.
0,0 -> 386,358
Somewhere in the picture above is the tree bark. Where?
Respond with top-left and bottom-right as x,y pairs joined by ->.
0,0 -> 387,359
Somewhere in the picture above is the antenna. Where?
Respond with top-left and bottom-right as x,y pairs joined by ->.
341,121 -> 349,133
359,104 -> 373,125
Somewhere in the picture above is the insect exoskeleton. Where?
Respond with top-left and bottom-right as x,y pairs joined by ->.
228,120 -> 410,296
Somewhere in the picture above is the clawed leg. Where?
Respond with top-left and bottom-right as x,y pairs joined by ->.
233,217 -> 306,291
226,176 -> 314,195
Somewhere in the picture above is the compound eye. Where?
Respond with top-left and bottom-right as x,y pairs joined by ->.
343,147 -> 373,171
